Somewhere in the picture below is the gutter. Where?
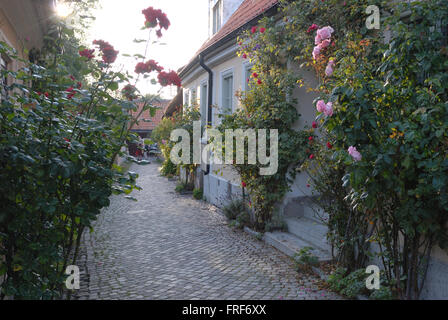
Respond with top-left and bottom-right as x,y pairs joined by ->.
198,53 -> 213,175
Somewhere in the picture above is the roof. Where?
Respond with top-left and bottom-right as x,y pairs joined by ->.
180,0 -> 279,77
163,90 -> 183,118
198,0 -> 278,55
130,99 -> 170,132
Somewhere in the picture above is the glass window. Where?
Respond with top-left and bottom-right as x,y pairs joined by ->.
221,73 -> 233,113
191,89 -> 197,106
0,55 -> 8,101
184,90 -> 190,107
213,0 -> 222,34
200,83 -> 208,127
244,64 -> 253,92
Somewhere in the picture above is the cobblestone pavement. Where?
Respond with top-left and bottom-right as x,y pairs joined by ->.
74,162 -> 342,300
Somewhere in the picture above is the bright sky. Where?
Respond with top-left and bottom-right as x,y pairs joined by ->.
86,0 -> 209,99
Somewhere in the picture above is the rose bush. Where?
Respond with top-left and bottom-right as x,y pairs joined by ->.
237,0 -> 448,299
0,3 -> 180,299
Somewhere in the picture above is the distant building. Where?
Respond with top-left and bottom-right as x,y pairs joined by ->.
163,87 -> 183,119
130,99 -> 170,138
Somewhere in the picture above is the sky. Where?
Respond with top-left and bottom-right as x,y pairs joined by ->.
85,0 -> 209,99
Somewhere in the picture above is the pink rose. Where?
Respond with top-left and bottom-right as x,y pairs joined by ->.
348,146 -> 362,161
325,59 -> 335,76
316,100 -> 326,113
319,39 -> 331,49
324,102 -> 333,116
312,45 -> 321,60
315,34 -> 322,45
316,26 -> 334,41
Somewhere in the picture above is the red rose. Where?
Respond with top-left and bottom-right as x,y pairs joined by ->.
312,121 -> 317,128
260,27 -> 266,33
307,24 -> 319,33
308,136 -> 313,141
242,181 -> 247,188
157,70 -> 182,87
309,154 -> 315,160
326,142 -> 333,149
142,7 -> 170,33
93,40 -> 118,64
257,79 -> 262,85
66,86 -> 75,99
251,26 -> 257,34
252,72 -> 258,78
79,49 -> 95,60
135,60 -> 163,74
242,53 -> 247,59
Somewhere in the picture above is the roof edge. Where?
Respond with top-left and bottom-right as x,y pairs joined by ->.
179,2 -> 279,79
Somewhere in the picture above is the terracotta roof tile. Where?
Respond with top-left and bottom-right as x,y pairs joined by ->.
181,0 -> 278,74
130,100 -> 170,131
197,0 -> 278,54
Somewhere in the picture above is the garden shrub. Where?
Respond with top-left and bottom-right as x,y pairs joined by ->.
193,188 -> 203,200
238,0 -> 448,299
0,3 -> 180,299
222,199 -> 247,221
293,247 -> 319,273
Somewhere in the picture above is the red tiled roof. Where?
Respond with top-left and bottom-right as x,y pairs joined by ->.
184,0 -> 278,70
130,100 -> 170,131
198,0 -> 278,54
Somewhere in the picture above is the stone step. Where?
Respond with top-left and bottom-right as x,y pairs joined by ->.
264,231 -> 332,262
284,216 -> 332,253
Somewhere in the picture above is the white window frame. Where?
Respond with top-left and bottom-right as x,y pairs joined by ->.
200,79 -> 208,128
212,0 -> 222,35
242,61 -> 254,93
220,68 -> 234,115
0,54 -> 9,101
184,89 -> 190,108
191,88 -> 197,107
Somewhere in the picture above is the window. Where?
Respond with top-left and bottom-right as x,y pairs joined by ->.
191,89 -> 197,107
221,71 -> 233,114
212,0 -> 222,35
0,55 -> 9,101
184,90 -> 190,107
243,63 -> 253,92
200,82 -> 208,128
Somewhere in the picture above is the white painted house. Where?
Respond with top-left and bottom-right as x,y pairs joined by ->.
176,0 -> 448,299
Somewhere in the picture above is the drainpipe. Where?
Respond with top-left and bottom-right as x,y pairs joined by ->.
199,53 -> 213,175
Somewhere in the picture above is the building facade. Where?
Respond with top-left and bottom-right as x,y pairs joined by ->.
130,99 -> 170,138
177,0 -> 447,299
0,0 -> 54,76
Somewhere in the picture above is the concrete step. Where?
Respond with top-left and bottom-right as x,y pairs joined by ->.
264,231 -> 332,262
284,216 -> 332,253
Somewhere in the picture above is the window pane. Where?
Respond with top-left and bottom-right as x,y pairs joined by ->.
201,84 -> 207,127
222,74 -> 233,113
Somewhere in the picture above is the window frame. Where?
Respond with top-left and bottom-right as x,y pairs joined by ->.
200,79 -> 208,128
242,61 -> 254,93
0,54 -> 10,101
212,0 -> 222,35
220,68 -> 234,115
